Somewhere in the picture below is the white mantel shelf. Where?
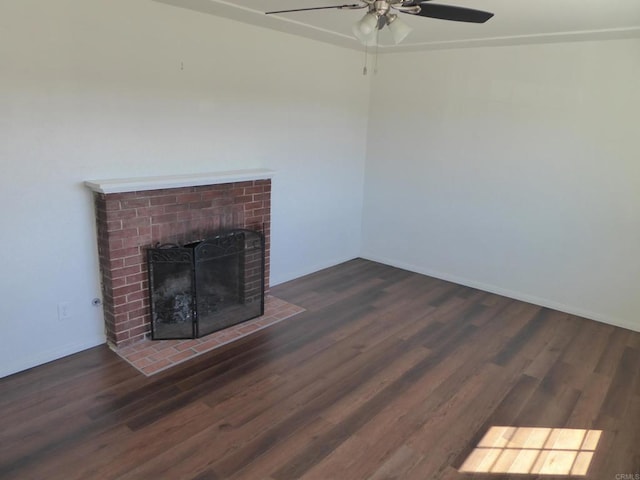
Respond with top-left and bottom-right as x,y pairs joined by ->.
84,169 -> 275,194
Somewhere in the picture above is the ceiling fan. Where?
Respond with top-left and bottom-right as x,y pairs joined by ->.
266,0 -> 494,46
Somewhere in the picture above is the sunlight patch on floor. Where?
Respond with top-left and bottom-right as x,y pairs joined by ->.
459,426 -> 601,476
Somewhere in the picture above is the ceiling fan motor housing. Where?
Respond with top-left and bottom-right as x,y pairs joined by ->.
372,0 -> 392,16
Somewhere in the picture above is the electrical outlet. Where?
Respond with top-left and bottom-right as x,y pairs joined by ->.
57,302 -> 71,321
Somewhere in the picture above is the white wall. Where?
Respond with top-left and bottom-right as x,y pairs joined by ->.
362,39 -> 640,331
3,2 -> 637,379
0,0 -> 369,377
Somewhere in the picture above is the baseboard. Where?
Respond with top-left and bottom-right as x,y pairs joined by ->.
270,255 -> 360,287
0,338 -> 105,379
3,256 -> 357,379
5,254 -> 635,379
361,253 -> 640,333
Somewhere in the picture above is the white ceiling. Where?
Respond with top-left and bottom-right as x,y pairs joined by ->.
154,0 -> 640,51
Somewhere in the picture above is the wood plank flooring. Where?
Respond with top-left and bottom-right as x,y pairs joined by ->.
1,258 -> 639,479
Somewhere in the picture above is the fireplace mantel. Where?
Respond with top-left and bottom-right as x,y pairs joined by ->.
85,169 -> 275,194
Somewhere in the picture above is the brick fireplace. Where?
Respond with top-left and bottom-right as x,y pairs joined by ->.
85,170 -> 273,347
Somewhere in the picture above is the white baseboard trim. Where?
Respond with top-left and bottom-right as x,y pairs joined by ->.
270,255 -> 360,287
3,256 -> 357,379
361,253 -> 640,333
5,253 -> 636,379
0,338 -> 105,379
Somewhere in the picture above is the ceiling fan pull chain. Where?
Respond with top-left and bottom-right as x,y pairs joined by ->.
373,30 -> 379,74
362,43 -> 368,75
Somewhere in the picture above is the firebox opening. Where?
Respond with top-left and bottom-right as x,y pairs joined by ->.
148,229 -> 265,340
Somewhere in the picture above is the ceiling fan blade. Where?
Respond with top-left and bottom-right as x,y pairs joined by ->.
265,3 -> 364,15
409,3 -> 494,23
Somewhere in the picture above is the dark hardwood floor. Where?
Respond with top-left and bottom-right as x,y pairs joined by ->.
1,259 -> 639,479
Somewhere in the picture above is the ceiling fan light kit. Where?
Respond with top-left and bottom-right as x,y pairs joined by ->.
353,11 -> 380,45
386,14 -> 413,44
266,0 -> 494,46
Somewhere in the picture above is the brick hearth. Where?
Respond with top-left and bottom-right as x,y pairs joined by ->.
87,172 -> 272,347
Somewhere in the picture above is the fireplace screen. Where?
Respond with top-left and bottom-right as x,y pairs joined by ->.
147,229 -> 265,340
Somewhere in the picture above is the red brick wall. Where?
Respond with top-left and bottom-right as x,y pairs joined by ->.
93,180 -> 271,347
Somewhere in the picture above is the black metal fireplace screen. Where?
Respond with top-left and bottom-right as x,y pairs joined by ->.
147,229 -> 265,340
